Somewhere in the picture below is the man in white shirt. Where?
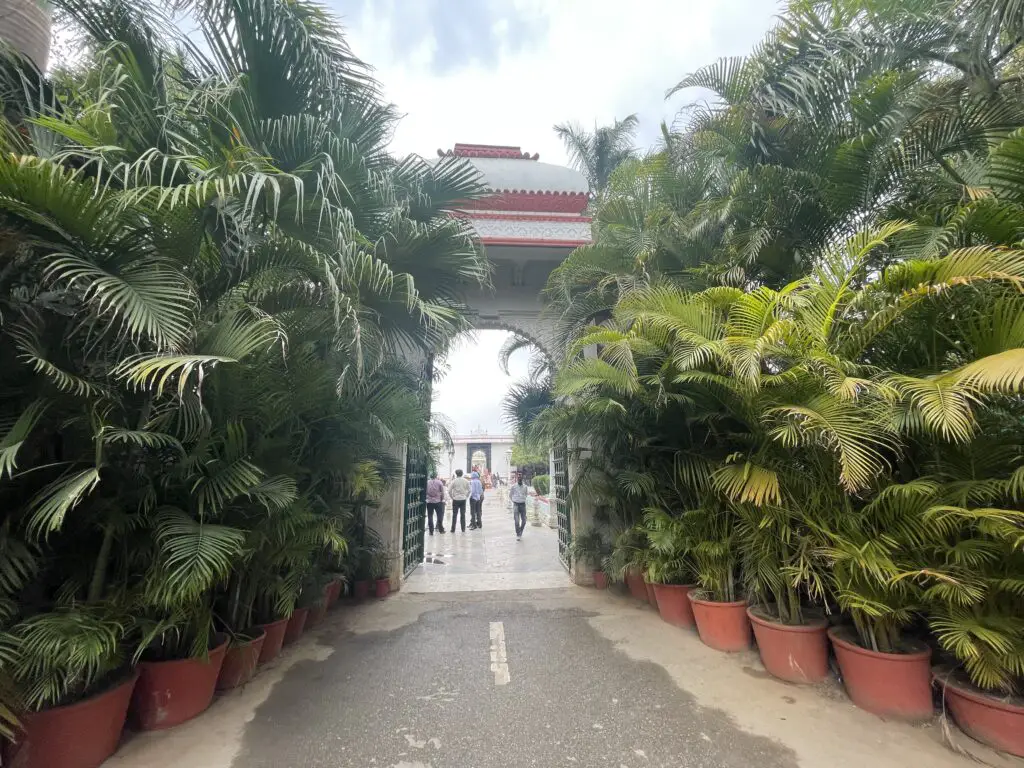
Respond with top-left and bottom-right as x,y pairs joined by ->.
448,469 -> 470,532
509,472 -> 528,540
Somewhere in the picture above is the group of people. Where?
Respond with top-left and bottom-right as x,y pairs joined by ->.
425,469 -> 530,540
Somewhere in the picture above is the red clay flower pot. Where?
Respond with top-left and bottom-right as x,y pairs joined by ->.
283,607 -> 309,646
216,630 -> 266,691
747,608 -> 829,684
131,637 -> 228,730
375,577 -> 390,599
939,674 -> 1024,757
257,617 -> 289,665
688,593 -> 752,652
828,627 -> 932,721
306,600 -> 327,629
644,579 -> 658,607
4,672 -> 138,768
326,579 -> 343,608
592,571 -> 608,589
652,584 -> 696,628
353,580 -> 370,600
625,569 -> 647,601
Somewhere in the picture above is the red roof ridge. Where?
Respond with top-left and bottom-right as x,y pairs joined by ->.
438,143 -> 540,160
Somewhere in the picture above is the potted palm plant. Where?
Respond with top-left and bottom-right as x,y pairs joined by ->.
735,497 -> 832,684
372,551 -> 394,599
643,510 -> 697,629
2,607 -> 136,768
917,489 -> 1024,755
283,585 -> 314,647
610,527 -> 650,602
823,489 -> 933,721
130,604 -> 230,731
685,506 -> 751,652
569,528 -> 609,588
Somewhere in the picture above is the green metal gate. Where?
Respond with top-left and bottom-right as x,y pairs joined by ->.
402,445 -> 427,577
553,441 -> 571,570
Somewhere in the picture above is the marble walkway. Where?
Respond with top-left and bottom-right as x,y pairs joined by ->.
404,492 -> 570,593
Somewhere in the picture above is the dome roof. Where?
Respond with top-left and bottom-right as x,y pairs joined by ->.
436,144 -> 589,198
434,143 -> 593,247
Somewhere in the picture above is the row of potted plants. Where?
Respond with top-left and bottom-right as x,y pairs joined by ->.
572,519 -> 1024,759
2,570 -> 399,768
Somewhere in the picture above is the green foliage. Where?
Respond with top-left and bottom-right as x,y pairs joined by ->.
510,441 -> 547,468
531,475 -> 550,495
0,0 -> 488,717
545,0 -> 1024,693
568,527 -> 607,570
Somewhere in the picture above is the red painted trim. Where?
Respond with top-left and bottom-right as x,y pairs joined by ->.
463,190 -> 589,214
438,143 -> 540,160
460,211 -> 592,224
480,237 -> 590,248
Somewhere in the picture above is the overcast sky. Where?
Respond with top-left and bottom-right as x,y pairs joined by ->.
334,0 -> 782,434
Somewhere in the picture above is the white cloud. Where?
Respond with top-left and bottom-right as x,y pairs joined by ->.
432,330 -> 528,435
329,0 -> 781,432
334,0 -> 782,161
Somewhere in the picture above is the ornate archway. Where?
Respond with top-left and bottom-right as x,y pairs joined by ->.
399,143 -> 590,578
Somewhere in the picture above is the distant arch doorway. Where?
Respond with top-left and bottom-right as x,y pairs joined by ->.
401,142 -> 591,579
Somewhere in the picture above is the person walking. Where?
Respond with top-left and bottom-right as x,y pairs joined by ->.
425,471 -> 445,535
468,471 -> 484,530
449,469 -> 469,532
510,472 -> 528,540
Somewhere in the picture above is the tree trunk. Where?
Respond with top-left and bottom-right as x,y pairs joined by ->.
0,1 -> 52,71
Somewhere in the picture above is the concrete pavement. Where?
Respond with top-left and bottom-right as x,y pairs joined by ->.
405,494 -> 569,593
103,496 -> 1009,768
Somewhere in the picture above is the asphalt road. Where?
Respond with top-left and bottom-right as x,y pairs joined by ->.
230,591 -> 798,768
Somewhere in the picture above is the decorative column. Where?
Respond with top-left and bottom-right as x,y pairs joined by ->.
365,441 -> 407,589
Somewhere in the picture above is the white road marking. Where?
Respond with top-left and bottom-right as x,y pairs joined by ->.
489,621 -> 510,685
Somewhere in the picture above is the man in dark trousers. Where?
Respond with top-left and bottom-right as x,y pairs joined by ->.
510,472 -> 528,540
448,469 -> 469,532
468,471 -> 485,529
425,471 -> 445,535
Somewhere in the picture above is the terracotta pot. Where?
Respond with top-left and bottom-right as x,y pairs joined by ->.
644,579 -> 658,607
353,580 -> 370,600
216,630 -> 266,691
747,608 -> 829,684
828,627 -> 932,721
592,571 -> 608,589
326,579 -> 343,608
375,577 -> 390,599
625,569 -> 647,601
131,637 -> 228,730
283,607 -> 309,645
652,584 -> 696,628
688,593 -> 752,652
939,674 -> 1024,757
257,617 -> 289,665
305,600 -> 327,629
5,672 -> 137,768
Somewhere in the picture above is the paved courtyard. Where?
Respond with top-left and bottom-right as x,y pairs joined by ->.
405,493 -> 570,593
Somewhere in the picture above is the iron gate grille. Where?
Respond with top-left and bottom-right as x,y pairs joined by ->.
402,444 -> 427,577
553,441 -> 571,570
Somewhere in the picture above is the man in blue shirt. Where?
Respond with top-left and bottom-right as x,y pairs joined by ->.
469,471 -> 485,530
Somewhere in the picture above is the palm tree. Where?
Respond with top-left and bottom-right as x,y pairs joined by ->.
553,114 -> 639,194
0,0 -> 489,721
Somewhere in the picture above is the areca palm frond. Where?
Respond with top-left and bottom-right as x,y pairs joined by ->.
553,114 -> 639,194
